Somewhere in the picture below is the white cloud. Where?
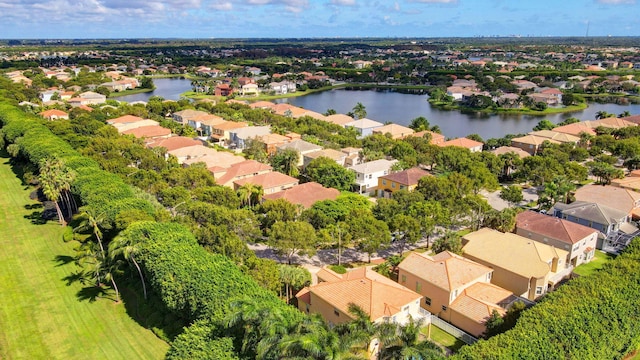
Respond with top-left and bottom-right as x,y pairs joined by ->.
409,0 -> 457,3
331,0 -> 355,5
597,0 -> 635,3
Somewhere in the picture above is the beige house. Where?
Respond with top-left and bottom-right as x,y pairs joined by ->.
462,228 -> 570,300
398,251 -> 518,337
214,160 -> 272,188
277,139 -> 323,167
573,184 -> 640,219
296,267 -> 424,326
437,138 -> 483,153
372,124 -> 415,139
233,171 -> 299,194
516,211 -> 598,267
510,134 -> 561,155
302,149 -> 347,167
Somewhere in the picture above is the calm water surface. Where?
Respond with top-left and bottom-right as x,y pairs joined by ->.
119,79 -> 640,139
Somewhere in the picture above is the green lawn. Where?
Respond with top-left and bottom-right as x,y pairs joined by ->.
572,250 -> 616,277
0,154 -> 168,359
423,324 -> 467,353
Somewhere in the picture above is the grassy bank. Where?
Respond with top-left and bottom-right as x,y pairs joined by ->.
108,88 -> 154,98
429,100 -> 588,115
0,152 -> 168,359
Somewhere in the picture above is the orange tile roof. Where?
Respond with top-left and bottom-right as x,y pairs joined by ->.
490,146 -> 531,158
399,251 -> 492,291
437,137 -> 484,149
122,125 -> 171,139
379,167 -> 430,186
298,267 -> 421,322
373,124 -> 415,138
146,136 -> 203,151
39,109 -> 68,118
213,121 -> 248,131
249,101 -> 276,109
404,130 -> 446,145
259,133 -> 291,145
449,282 -> 513,324
516,211 -> 598,245
215,160 -> 272,186
574,184 -> 640,214
107,114 -> 145,125
262,182 -> 339,208
233,171 -> 298,190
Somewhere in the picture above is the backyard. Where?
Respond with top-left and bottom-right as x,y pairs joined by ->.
0,153 -> 168,359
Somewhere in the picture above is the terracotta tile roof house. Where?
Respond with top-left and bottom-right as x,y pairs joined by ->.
516,211 -> 598,267
167,145 -> 218,164
462,228 -> 570,300
146,137 -> 204,152
114,119 -> 160,133
400,249 -> 521,338
182,151 -> 245,170
621,115 -> 640,125
510,134 -> 561,155
122,125 -> 172,140
107,114 -> 145,125
211,121 -> 248,147
262,182 -> 340,209
573,184 -> 640,218
325,114 -> 356,127
171,109 -> 209,124
611,176 -> 640,192
249,101 -> 276,110
377,167 -> 430,197
437,138 -> 483,152
257,133 -> 291,155
372,124 -> 415,139
404,130 -> 446,145
39,109 -> 69,120
233,171 -> 299,194
302,149 -> 347,167
214,160 -> 273,187
272,103 -> 310,118
552,122 -> 597,136
528,130 -> 580,144
296,266 -> 423,326
590,117 -> 637,129
490,146 -> 531,159
277,139 -> 323,167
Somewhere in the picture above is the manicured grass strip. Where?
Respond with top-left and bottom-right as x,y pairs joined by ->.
424,324 -> 467,353
0,154 -> 168,360
572,250 -> 616,277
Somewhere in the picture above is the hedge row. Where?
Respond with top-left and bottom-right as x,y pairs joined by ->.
453,240 -> 640,359
0,99 -> 302,358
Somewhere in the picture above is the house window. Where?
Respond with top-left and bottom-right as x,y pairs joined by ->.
401,275 -> 406,283
306,304 -> 310,313
334,309 -> 340,317
442,305 -> 448,312
403,306 -> 409,313
425,297 -> 432,306
368,174 -> 372,179
416,282 -> 422,293
391,183 -> 396,188
487,272 -> 492,281
536,286 -> 543,295
382,180 -> 387,185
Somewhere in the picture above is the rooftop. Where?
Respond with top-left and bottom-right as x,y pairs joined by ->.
379,167 -> 430,186
516,211 -> 598,245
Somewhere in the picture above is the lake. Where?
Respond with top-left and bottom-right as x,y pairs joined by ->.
116,77 -> 193,103
118,78 -> 640,139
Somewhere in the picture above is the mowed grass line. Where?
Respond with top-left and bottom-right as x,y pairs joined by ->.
0,156 -> 168,360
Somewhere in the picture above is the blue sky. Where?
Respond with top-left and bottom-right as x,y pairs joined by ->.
0,0 -> 638,39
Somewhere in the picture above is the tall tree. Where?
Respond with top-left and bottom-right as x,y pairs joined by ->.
352,102 -> 367,120
270,148 -> 300,177
268,221 -> 317,265
38,158 -> 76,225
347,209 -> 391,262
109,230 -> 148,300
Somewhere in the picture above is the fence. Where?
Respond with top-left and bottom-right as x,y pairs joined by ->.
430,315 -> 478,345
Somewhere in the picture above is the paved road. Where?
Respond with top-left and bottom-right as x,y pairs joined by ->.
480,185 -> 539,211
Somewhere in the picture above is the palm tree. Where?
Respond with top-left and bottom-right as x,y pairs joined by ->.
38,158 -> 76,225
74,209 -> 106,256
74,241 -> 122,303
352,102 -> 367,120
378,317 -> 444,360
595,111 -> 615,120
278,314 -> 361,360
109,232 -> 148,300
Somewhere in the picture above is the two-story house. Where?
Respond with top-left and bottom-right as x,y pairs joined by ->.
516,211 -> 598,267
344,118 -> 384,138
348,159 -> 398,194
377,167 -> 430,198
462,228 -> 570,301
296,266 -> 424,326
277,139 -> 323,167
551,201 -> 638,253
398,251 -> 519,338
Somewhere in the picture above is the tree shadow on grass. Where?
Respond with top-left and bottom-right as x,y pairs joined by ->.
24,210 -> 48,225
54,254 -> 75,267
76,286 -> 110,303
